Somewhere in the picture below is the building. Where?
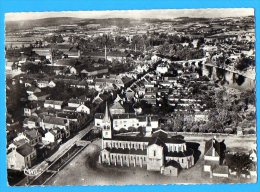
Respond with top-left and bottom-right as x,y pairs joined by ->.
40,115 -> 70,139
44,100 -> 64,110
65,97 -> 91,114
36,80 -> 56,88
156,63 -> 169,74
42,128 -> 62,144
98,104 -> 195,175
13,129 -> 42,147
203,137 -> 227,178
26,86 -> 41,96
109,101 -> 125,115
7,143 -> 37,171
28,92 -> 50,101
160,160 -> 180,176
24,102 -> 39,117
23,116 -> 39,129
212,165 -> 229,178
95,103 -> 159,133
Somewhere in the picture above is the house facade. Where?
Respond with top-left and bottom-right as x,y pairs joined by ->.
7,143 -> 37,171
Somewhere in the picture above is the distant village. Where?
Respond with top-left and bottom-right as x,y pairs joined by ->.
5,15 -> 256,185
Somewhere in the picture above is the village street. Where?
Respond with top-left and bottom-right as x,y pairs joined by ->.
15,122 -> 95,186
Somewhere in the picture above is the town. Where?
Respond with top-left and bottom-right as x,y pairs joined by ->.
5,10 -> 256,185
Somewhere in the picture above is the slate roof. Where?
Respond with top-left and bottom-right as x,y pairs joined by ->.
13,139 -> 28,147
111,134 -> 186,145
27,86 -> 41,93
165,160 -> 181,168
105,147 -> 146,155
16,143 -> 35,157
44,100 -> 63,105
204,138 -> 221,157
112,113 -> 136,119
148,137 -> 166,147
110,102 -> 124,110
33,92 -> 50,97
166,148 -> 194,157
27,116 -> 39,122
212,165 -> 229,174
24,129 -> 41,139
57,113 -> 78,119
49,128 -> 62,136
63,106 -> 76,111
43,116 -> 67,126
152,129 -> 168,139
25,102 -> 38,109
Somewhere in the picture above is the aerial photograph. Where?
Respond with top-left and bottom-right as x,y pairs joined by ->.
5,8 -> 256,186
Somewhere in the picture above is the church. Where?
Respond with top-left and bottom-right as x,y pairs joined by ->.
97,103 -> 195,176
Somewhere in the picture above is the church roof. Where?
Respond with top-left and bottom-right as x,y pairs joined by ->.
165,160 -> 181,168
167,148 -> 193,157
111,134 -> 186,145
105,147 -> 146,155
204,138 -> 220,156
103,102 -> 111,123
148,137 -> 166,147
110,102 -> 124,110
152,129 -> 168,139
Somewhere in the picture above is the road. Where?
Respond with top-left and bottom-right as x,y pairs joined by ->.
17,122 -> 94,185
47,122 -> 94,162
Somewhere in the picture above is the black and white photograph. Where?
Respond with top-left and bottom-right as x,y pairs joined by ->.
5,8 -> 256,186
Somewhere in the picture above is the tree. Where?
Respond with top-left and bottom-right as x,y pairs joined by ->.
131,35 -> 141,52
115,36 -> 129,48
94,34 -> 114,61
197,37 -> 205,48
44,35 -> 64,44
226,153 -> 253,176
235,56 -> 254,71
209,108 -> 231,132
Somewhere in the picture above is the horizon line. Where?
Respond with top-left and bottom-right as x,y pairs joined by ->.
5,8 -> 254,22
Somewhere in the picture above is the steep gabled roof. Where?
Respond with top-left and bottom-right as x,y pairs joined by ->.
24,129 -> 41,140
204,138 -> 221,157
148,136 -> 166,148
152,129 -> 168,139
110,101 -> 124,110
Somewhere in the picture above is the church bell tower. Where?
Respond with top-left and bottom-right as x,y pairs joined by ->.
102,102 -> 112,139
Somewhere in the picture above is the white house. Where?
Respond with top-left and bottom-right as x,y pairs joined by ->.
156,63 -> 169,74
44,100 -> 63,110
26,86 -> 41,96
76,104 -> 90,114
7,143 -> 37,171
48,81 -> 56,88
42,128 -> 62,143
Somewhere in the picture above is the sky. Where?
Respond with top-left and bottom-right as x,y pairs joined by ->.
5,8 -> 254,21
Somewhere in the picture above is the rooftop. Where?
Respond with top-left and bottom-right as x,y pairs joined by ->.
16,143 -> 35,157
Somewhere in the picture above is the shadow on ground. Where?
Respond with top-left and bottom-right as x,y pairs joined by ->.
186,142 -> 201,164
